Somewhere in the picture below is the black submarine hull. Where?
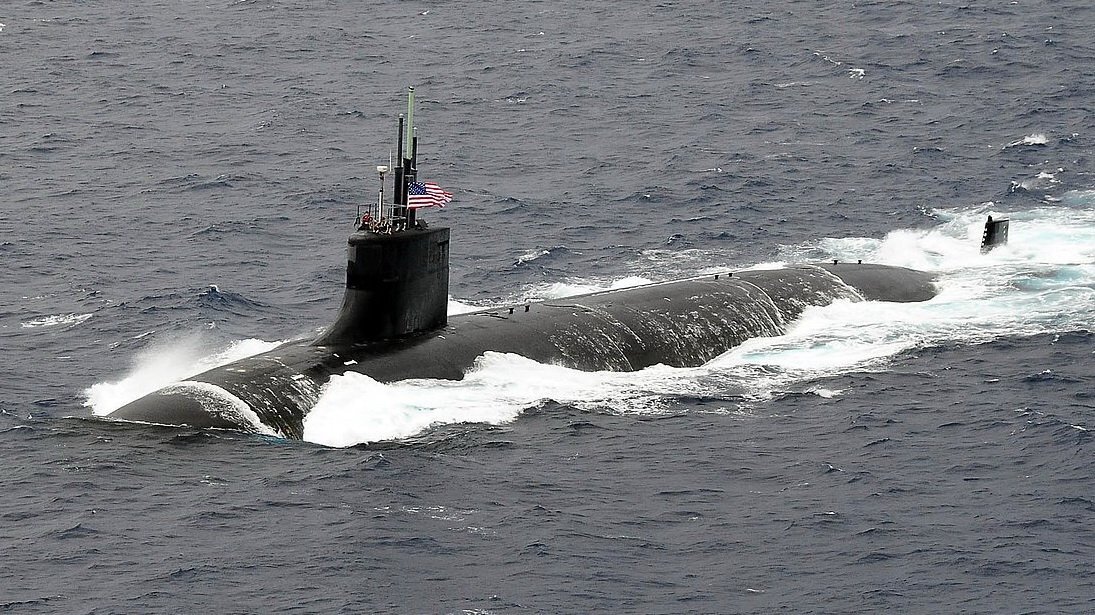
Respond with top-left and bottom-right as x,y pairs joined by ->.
108,262 -> 936,438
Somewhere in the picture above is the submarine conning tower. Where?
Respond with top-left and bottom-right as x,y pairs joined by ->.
313,87 -> 452,347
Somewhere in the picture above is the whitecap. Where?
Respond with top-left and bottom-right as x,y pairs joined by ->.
21,313 -> 92,329
1004,133 -> 1048,148
808,387 -> 843,399
515,248 -> 550,264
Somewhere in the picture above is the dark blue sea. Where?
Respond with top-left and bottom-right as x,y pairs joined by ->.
2,1 -> 1093,612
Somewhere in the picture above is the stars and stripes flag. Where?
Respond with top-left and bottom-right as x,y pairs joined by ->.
407,181 -> 453,209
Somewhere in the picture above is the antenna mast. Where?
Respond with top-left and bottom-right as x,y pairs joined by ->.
361,87 -> 421,234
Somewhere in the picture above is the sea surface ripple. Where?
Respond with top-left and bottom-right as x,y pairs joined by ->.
1,1 -> 1092,612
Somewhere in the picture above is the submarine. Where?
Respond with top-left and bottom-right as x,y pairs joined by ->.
108,88 -> 995,439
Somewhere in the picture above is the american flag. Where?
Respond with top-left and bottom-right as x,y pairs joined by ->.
407,181 -> 453,209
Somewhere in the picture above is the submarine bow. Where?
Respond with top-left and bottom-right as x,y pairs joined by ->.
107,89 -> 938,439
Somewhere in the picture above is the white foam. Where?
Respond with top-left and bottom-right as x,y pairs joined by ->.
448,297 -> 480,315
157,381 -> 278,436
83,335 -> 282,415
521,276 -> 653,301
21,313 -> 92,329
1005,133 -> 1048,148
303,353 -> 699,447
1011,169 -> 1060,193
743,261 -> 789,272
516,248 -> 550,265
808,387 -> 842,399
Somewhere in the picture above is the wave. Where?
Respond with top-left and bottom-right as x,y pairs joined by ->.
517,276 -> 652,302
20,313 -> 92,329
514,245 -> 568,266
197,285 -> 269,315
84,336 -> 282,416
1004,133 -> 1049,148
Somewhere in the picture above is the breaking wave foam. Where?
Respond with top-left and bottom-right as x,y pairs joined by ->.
520,276 -> 653,301
84,336 -> 282,415
1005,133 -> 1049,148
21,313 -> 93,329
158,381 -> 278,436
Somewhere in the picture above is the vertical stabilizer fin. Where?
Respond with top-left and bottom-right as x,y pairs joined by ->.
981,215 -> 1009,253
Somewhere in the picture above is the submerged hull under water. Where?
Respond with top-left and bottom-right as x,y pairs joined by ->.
108,262 -> 936,438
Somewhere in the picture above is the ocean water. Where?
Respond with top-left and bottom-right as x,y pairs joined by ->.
2,1 -> 1093,612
